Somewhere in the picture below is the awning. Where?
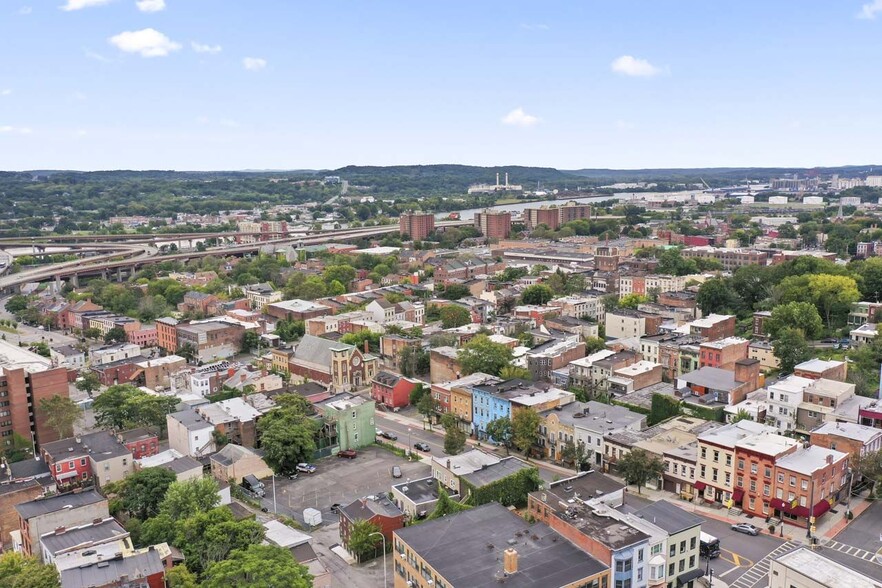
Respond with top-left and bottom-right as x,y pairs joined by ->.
677,567 -> 705,586
55,470 -> 79,481
731,488 -> 744,503
694,481 -> 707,491
769,497 -> 831,519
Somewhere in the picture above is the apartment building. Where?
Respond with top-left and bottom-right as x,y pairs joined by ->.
676,359 -> 762,405
398,211 -> 435,240
242,283 -> 283,309
176,320 -> 245,363
699,337 -> 748,369
618,274 -> 688,299
607,361 -> 664,396
769,446 -> 848,528
526,338 -> 586,382
605,309 -> 663,340
793,359 -> 847,382
550,294 -> 606,323
155,317 -> 178,354
473,209 -> 512,239
695,420 -> 778,505
681,246 -> 768,272
568,349 -> 638,393
810,421 -> 882,461
265,299 -> 333,322
733,432 -> 799,517
524,201 -> 592,230
166,409 -> 216,458
634,501 -> 703,588
15,490 -> 108,559
688,314 -> 736,341
797,378 -> 857,432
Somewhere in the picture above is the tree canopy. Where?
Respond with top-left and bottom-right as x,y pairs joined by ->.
458,334 -> 513,376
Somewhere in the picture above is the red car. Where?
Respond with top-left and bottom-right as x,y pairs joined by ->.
338,449 -> 357,459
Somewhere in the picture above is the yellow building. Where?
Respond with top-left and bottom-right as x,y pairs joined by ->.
393,503 -> 610,588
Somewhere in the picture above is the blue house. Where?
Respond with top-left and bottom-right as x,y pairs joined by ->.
470,379 -> 556,441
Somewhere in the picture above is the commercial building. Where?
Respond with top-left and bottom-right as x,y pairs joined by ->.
768,445 -> 849,528
695,420 -> 778,506
810,421 -> 882,461
732,432 -> 799,517
473,209 -> 512,239
769,547 -> 882,588
398,211 -> 435,241
0,339 -> 72,449
634,501 -> 704,588
176,320 -> 245,363
392,502 -> 610,588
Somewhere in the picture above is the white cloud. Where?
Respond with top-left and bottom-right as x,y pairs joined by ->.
61,0 -> 112,11
0,89 -> 11,96
611,55 -> 662,77
859,0 -> 882,19
0,126 -> 32,135
76,129 -> 88,137
501,107 -> 540,127
242,57 -> 267,71
191,41 -> 222,54
108,28 -> 181,57
135,0 -> 164,12
18,6 -> 32,14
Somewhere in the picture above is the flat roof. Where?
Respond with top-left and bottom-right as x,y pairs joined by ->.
698,420 -> 776,448
614,360 -> 660,377
40,518 -> 127,556
268,299 -> 332,312
395,503 -> 609,588
773,547 -> 882,588
263,519 -> 312,549
775,445 -> 848,476
433,449 -> 500,475
392,476 -> 458,505
678,367 -> 739,391
812,421 -> 882,442
794,358 -> 845,373
60,549 -> 164,588
735,431 -> 799,457
633,500 -> 702,535
0,339 -> 52,374
460,457 -> 533,488
168,409 -> 214,431
16,489 -> 105,520
700,336 -> 748,349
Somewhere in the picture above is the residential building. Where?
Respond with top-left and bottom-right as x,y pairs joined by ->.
176,320 -> 244,363
314,394 -> 376,451
769,445 -> 848,528
752,311 -> 772,338
197,397 -> 262,447
90,343 -> 142,366
59,547 -> 166,588
551,294 -> 606,323
797,378 -> 857,431
748,340 -> 779,370
177,291 -> 219,316
526,338 -> 586,382
634,501 -> 704,588
663,441 -> 700,500
41,431 -> 138,490
608,361 -> 664,396
569,349 -> 639,394
431,449 -> 501,495
470,379 -> 570,440
681,246 -> 768,272
524,201 -> 592,230
793,359 -> 847,382
134,355 -> 186,390
155,317 -> 178,354
371,371 -> 419,409
0,479 -> 44,547
166,409 -> 216,458
473,209 -> 512,239
811,421 -> 882,462
769,547 -> 882,588
696,420 -> 777,505
732,432 -> 799,517
605,309 -> 663,340
676,359 -> 761,405
39,517 -> 128,568
688,314 -> 736,341
50,345 -> 85,370
391,477 -> 460,519
340,496 -> 404,558
289,334 -> 378,390
243,282 -> 283,309
847,301 -> 882,327
210,443 -> 273,484
428,346 -> 462,383
699,337 -> 748,369
442,373 -> 499,433
0,340 -> 72,449
850,322 -> 878,344
399,211 -> 435,240
265,299 -> 332,322
393,502 -> 610,588
15,490 -> 108,559
765,375 -> 814,432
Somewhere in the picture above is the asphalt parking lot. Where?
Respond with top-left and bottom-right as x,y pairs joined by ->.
261,445 -> 430,524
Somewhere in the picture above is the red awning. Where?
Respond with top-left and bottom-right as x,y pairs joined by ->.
770,497 -> 831,519
694,481 -> 707,491
731,488 -> 744,503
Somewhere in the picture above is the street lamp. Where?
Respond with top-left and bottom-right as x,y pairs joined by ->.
408,428 -> 412,459
369,531 -> 387,588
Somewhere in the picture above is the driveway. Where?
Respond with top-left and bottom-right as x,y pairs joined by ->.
260,445 -> 430,524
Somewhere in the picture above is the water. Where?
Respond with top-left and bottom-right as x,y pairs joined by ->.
447,195 -> 624,221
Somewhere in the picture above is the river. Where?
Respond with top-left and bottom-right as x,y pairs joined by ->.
444,195 -> 624,221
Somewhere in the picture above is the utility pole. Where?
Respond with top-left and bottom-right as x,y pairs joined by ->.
806,476 -> 815,540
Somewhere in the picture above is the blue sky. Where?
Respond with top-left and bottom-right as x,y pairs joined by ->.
2,1 -> 882,171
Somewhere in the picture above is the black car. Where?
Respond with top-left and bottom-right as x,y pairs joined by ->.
380,431 -> 398,441
330,503 -> 341,514
413,442 -> 431,452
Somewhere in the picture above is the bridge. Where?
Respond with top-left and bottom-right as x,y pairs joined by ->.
0,220 -> 469,293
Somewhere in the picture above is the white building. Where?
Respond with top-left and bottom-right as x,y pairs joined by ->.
769,547 -> 882,588
91,343 -> 142,366
167,409 -> 216,457
765,375 -> 814,432
850,323 -> 878,344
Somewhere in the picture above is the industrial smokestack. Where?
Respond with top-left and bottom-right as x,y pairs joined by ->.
496,172 -> 500,187
505,173 -> 509,187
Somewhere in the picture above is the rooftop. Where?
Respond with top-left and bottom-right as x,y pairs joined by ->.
433,372 -> 501,391
268,299 -> 332,313
210,444 -> 264,468
678,367 -> 741,391
0,339 -> 52,374
554,506 -> 650,550
614,360 -> 661,378
340,496 -> 403,521
700,336 -> 748,349
812,421 -> 882,443
320,393 -> 370,412
168,409 -> 214,431
15,489 -> 105,520
433,449 -> 500,475
698,419 -> 776,449
794,358 -> 846,373
394,503 -> 609,588
773,547 -> 882,588
39,518 -> 127,557
263,519 -> 312,549
537,471 -> 625,507
41,431 -> 130,463
633,500 -> 703,535
392,476 -> 458,505
460,456 -> 534,488
689,313 -> 735,329
734,431 -> 800,457
775,445 -> 848,476
60,548 -> 164,588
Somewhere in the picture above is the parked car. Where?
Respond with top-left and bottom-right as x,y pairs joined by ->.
391,465 -> 402,478
330,503 -> 341,514
241,474 -> 265,497
380,431 -> 398,441
338,449 -> 357,459
296,463 -> 317,474
731,523 -> 760,536
413,442 -> 431,452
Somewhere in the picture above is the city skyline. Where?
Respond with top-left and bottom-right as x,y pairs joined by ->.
2,1 -> 882,170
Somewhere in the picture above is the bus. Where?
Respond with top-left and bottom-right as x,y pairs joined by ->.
700,532 -> 721,559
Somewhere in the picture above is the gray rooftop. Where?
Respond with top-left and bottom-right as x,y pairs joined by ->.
160,456 -> 203,475
292,334 -> 354,368
392,477 -> 458,505
678,367 -> 740,391
395,502 -> 609,588
340,496 -> 403,521
460,457 -> 534,488
60,548 -> 164,588
40,518 -> 127,556
15,489 -> 105,520
168,409 -> 213,431
633,500 -> 703,535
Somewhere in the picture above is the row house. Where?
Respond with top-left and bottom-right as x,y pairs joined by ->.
428,346 -> 462,383
731,432 -> 800,517
847,301 -> 882,327
15,490 -> 109,560
526,338 -> 586,382
765,446 -> 849,528
676,359 -> 761,406
365,298 -> 425,325
40,430 -> 154,491
699,337 -> 749,369
688,314 -> 736,341
60,299 -> 103,330
91,343 -> 142,366
618,274 -> 689,299
637,302 -> 695,327
810,421 -> 882,462
549,293 -> 606,323
371,371 -> 419,409
765,375 -> 856,433
607,360 -> 664,396
155,317 -> 178,354
605,309 -> 664,340
177,291 -> 220,316
176,320 -> 245,363
544,314 -> 601,340
681,246 -> 769,272
435,373 -> 500,433
434,258 -> 505,283
469,379 -> 573,441
378,334 -> 424,371
640,334 -> 704,382
657,290 -> 699,315
242,283 -> 283,309
695,420 -> 779,505
748,340 -> 779,371
792,358 -> 847,382
568,349 -> 639,394
512,304 -> 560,327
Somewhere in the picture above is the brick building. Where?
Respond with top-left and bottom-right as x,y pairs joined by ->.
371,371 -> 418,409
155,317 -> 179,354
398,211 -> 435,241
473,209 -> 512,239
699,337 -> 749,370
689,314 -> 736,341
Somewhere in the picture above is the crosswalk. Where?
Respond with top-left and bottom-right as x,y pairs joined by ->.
821,538 -> 881,563
728,540 -> 801,588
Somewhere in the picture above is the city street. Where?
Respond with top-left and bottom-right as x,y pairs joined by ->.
826,499 -> 882,563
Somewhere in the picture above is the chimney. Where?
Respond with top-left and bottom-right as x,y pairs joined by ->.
364,340 -> 370,354
826,454 -> 834,465
446,459 -> 451,469
503,548 -> 518,575
496,172 -> 500,187
54,527 -> 66,535
75,435 -> 81,444
505,172 -> 509,187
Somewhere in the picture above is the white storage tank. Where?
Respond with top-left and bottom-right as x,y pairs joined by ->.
303,507 -> 322,527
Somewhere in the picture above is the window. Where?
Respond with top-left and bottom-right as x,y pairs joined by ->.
776,488 -> 783,499
637,568 -> 643,582
749,497 -> 755,510
680,540 -> 686,554
668,563 -> 675,577
777,472 -> 784,483
690,537 -> 696,549
764,484 -> 770,497
799,496 -> 807,507
55,463 -> 61,473
615,559 -> 632,573
750,480 -> 756,492
790,476 -> 796,487
751,463 -> 758,474
726,454 -> 732,466
651,544 -> 662,555
637,549 -> 643,563
737,476 -> 744,487
80,458 -> 86,466
713,451 -> 719,463
670,545 -> 676,557
801,480 -> 808,491
679,559 -> 685,572
764,467 -> 771,478
689,555 -> 696,568
725,472 -> 731,486
701,447 -> 707,459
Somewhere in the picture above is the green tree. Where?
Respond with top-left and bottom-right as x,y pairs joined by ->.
416,392 -> 437,426
617,448 -> 664,494
765,302 -> 823,340
257,396 -> 318,474
166,565 -> 199,588
322,265 -> 356,288
347,520 -> 384,563
520,284 -> 554,305
852,257 -> 882,302
409,383 -> 427,406
583,336 -> 607,354
458,334 -> 513,376
241,330 -> 260,352
399,345 -> 429,377
5,295 -> 30,315
82,327 -> 101,340
499,365 -> 531,380
75,371 -> 101,398
730,409 -> 753,423
560,439 -> 589,469
440,284 -> 470,301
439,305 -> 471,328
441,413 -> 467,455
773,327 -> 812,374
618,293 -> 649,309
39,395 -> 82,439
511,408 -> 540,456
807,274 -> 860,328
160,477 -> 221,520
485,416 -> 512,453
175,507 -> 265,576
0,551 -> 60,588
104,326 -> 127,344
178,342 -> 197,363
120,467 -> 176,520
697,278 -> 740,315
328,280 -> 346,296
340,330 -> 382,353
202,544 -> 312,588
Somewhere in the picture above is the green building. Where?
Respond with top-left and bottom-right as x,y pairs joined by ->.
315,393 -> 376,454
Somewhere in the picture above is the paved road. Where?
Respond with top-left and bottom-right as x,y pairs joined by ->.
832,499 -> 882,562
